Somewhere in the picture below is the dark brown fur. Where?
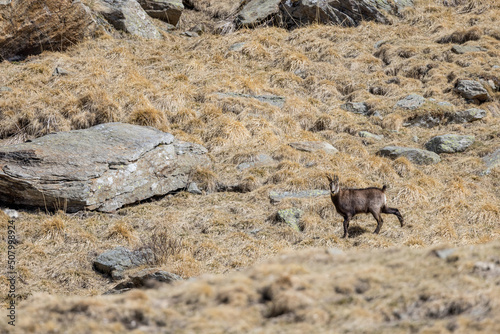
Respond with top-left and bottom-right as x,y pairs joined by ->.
327,175 -> 404,238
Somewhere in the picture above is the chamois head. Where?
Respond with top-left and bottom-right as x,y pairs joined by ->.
327,174 -> 340,195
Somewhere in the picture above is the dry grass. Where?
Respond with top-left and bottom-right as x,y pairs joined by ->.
0,0 -> 500,331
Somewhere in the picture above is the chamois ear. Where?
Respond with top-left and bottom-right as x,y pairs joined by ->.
326,174 -> 333,183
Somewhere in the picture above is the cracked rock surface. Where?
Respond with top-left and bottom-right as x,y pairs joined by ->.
0,122 -> 209,212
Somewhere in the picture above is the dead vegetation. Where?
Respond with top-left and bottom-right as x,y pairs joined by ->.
0,0 -> 500,332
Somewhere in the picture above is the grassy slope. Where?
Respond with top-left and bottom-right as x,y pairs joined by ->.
0,0 -> 500,332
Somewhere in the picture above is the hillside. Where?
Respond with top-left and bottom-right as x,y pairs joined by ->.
0,0 -> 499,332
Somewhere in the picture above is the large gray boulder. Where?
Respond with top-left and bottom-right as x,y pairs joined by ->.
137,0 -> 184,26
378,146 -> 441,165
0,0 -> 99,60
425,134 -> 475,154
236,0 -> 414,28
95,0 -> 163,39
0,123 -> 209,212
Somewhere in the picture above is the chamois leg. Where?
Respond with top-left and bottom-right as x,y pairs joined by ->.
383,207 -> 404,227
341,215 -> 351,238
370,210 -> 383,234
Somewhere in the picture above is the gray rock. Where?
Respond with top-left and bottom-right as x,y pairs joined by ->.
0,86 -> 12,93
236,0 -> 281,27
1,208 -> 19,219
454,80 -> 490,103
326,248 -> 344,255
288,141 -> 338,155
359,131 -> 383,141
216,92 -> 286,108
137,0 -> 183,26
97,0 -> 163,39
52,67 -> 70,76
0,122 -> 209,212
451,108 -> 487,123
340,102 -> 370,115
451,45 -> 487,54
425,134 -> 475,154
482,148 -> 500,174
270,189 -> 329,203
395,94 -> 426,110
276,208 -> 303,231
187,182 -> 202,195
237,154 -> 275,171
229,42 -> 246,51
93,247 -> 153,280
432,248 -> 456,260
378,146 -> 441,165
107,268 -> 182,294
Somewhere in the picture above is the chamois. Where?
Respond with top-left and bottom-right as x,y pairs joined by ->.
327,175 -> 404,238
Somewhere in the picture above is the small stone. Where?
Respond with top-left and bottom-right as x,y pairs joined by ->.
425,134 -> 475,154
229,42 -> 246,51
187,182 -> 202,195
236,154 -> 274,171
482,148 -> 500,175
432,248 -> 456,260
276,208 -> 303,231
359,131 -> 383,141
450,108 -> 487,123
340,102 -> 370,115
52,67 -> 70,76
326,248 -> 344,255
0,86 -> 12,92
454,80 -> 490,103
378,146 -> 441,165
451,45 -> 487,54
289,141 -> 338,155
395,94 -> 426,110
93,247 -> 153,280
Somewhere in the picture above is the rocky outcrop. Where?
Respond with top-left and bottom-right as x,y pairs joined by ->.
425,134 -> 475,154
93,247 -> 153,280
0,0 -> 99,60
0,123 -> 209,212
378,146 -> 441,165
95,0 -> 163,39
235,0 -> 414,29
137,0 -> 183,26
454,80 -> 490,103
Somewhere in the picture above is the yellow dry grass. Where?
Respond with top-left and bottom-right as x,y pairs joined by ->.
0,0 -> 500,332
